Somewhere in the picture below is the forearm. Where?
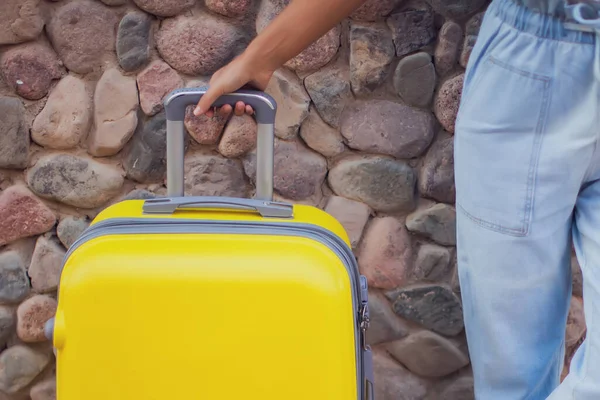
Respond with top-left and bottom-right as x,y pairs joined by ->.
245,0 -> 367,71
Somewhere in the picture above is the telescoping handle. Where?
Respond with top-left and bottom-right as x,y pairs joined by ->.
163,87 -> 278,200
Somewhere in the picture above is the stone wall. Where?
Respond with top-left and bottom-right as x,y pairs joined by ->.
0,0 -> 586,399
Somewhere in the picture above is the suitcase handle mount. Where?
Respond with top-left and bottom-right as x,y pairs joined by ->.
163,87 -> 277,200
142,196 -> 293,218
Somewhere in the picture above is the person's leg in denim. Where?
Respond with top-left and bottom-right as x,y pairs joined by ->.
455,0 -> 600,398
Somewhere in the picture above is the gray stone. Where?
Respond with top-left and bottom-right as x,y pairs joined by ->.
0,96 -> 29,169
366,290 -> 409,345
132,0 -> 195,17
117,12 -> 152,72
124,111 -> 190,184
387,5 -> 436,57
393,52 -> 436,108
299,107 -> 346,158
184,153 -> 249,198
350,0 -> 402,21
349,22 -> 395,95
432,375 -> 475,400
304,64 -> 352,129
373,347 -> 429,400
428,0 -> 488,19
120,189 -> 157,201
244,139 -> 327,201
0,345 -> 50,393
0,307 -> 14,349
387,330 -> 470,377
414,244 -> 452,282
26,154 -> 125,209
30,379 -> 56,400
340,99 -> 435,159
28,236 -> 65,293
390,284 -> 464,336
328,156 -> 417,213
0,251 -> 30,305
435,21 -> 462,77
265,68 -> 310,140
419,135 -> 455,204
461,12 -> 485,68
406,203 -> 456,245
57,216 -> 89,249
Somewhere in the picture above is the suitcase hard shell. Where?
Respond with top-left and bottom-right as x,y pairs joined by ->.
46,88 -> 374,400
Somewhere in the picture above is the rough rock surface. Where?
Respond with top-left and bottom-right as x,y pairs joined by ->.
387,5 -> 436,57
0,345 -> 50,394
218,114 -> 257,158
324,196 -> 371,249
406,203 -> 457,245
386,330 -> 470,377
349,22 -> 395,95
420,135 -> 455,204
328,156 -> 417,213
132,0 -> 195,17
394,52 -> 436,108
367,291 -> 409,345
257,0 -> 339,72
435,21 -> 462,77
350,0 -> 401,21
46,0 -> 119,74
434,74 -> 464,134
137,61 -> 183,116
30,379 -> 56,400
265,68 -> 310,140
461,12 -> 484,68
0,96 -> 29,169
413,244 -> 452,281
27,154 -> 125,209
358,217 -> 412,289
299,107 -> 345,158
0,306 -> 14,349
244,139 -> 327,201
428,0 -> 488,19
57,216 -> 89,249
389,284 -> 464,336
0,42 -> 62,100
156,12 -> 246,75
28,236 -> 65,293
184,153 -> 249,198
0,0 -> 45,45
117,12 -> 152,72
184,106 -> 227,145
206,0 -> 253,17
0,186 -> 56,247
89,68 -> 139,156
304,64 -> 352,129
32,75 -> 91,150
16,295 -> 57,342
124,111 -> 190,183
0,251 -> 31,304
341,99 -> 435,159
373,348 -> 429,400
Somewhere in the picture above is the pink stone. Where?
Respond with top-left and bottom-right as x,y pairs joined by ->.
324,196 -> 371,249
184,106 -> 227,145
0,0 -> 44,45
16,295 -> 57,342
30,379 -> 56,400
132,0 -> 195,17
206,0 -> 252,17
357,217 -> 411,290
350,0 -> 401,21
0,186 -> 56,246
218,114 -> 257,158
28,236 -> 66,294
0,41 -> 62,100
137,60 -> 183,116
434,74 -> 464,134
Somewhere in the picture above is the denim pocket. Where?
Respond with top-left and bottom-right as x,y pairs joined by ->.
454,54 -> 552,236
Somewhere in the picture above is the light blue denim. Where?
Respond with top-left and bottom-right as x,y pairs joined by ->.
455,0 -> 600,398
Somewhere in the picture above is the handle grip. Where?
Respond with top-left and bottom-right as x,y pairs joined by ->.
163,87 -> 278,200
142,196 -> 293,218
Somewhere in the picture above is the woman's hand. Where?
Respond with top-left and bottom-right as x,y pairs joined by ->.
193,51 -> 274,118
192,0 -> 368,119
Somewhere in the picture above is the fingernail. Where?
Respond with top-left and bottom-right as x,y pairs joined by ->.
193,107 -> 202,116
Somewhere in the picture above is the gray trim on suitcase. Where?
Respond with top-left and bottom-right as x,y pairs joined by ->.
164,88 -> 276,201
52,217 -> 374,400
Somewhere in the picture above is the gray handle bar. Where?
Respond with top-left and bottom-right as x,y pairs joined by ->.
163,88 -> 277,200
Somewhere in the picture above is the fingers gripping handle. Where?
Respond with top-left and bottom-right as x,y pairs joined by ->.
163,87 -> 278,200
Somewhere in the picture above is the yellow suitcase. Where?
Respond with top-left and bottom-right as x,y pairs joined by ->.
46,88 -> 374,400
